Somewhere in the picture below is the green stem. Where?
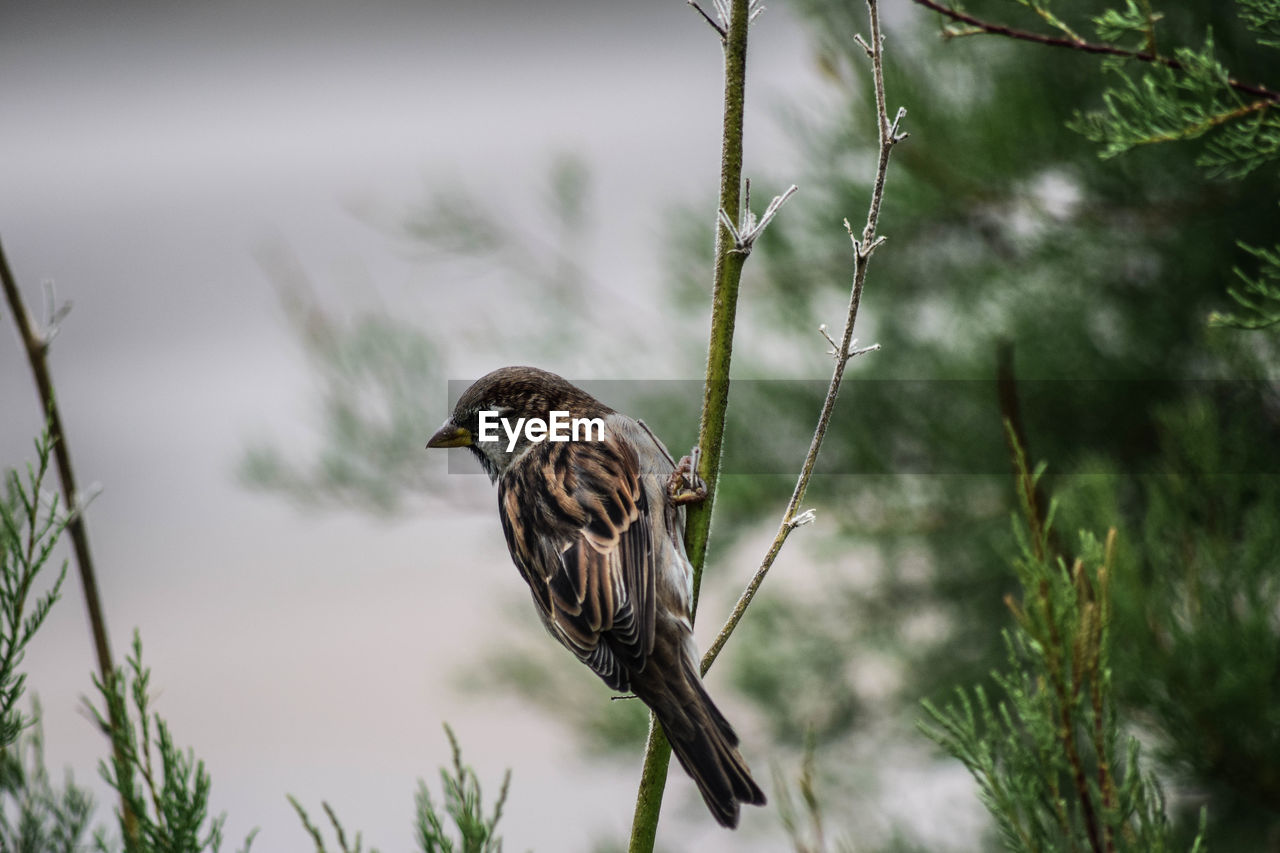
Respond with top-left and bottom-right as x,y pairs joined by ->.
627,722 -> 673,851
685,10 -> 750,612
627,1 -> 750,849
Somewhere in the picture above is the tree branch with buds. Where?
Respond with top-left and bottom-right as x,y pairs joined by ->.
702,0 -> 905,676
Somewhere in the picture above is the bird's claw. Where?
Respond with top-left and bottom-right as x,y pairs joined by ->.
667,446 -> 707,505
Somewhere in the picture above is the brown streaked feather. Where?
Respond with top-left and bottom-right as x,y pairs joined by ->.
497,435 -> 655,692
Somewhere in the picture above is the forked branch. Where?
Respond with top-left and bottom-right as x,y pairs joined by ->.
702,0 -> 906,675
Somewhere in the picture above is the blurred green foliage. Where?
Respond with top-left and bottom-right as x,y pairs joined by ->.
0,429 -> 70,751
742,1 -> 1278,846
93,632 -> 257,853
0,433 -> 93,851
1,435 -> 254,852
0,701 -> 96,853
289,725 -> 510,853
413,724 -> 509,853
922,433 -> 1205,852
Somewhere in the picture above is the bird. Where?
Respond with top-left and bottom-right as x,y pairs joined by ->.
426,365 -> 766,828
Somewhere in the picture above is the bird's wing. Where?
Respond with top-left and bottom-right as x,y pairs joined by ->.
497,434 -> 657,692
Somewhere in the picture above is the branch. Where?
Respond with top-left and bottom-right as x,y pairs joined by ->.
628,0 -> 753,845
0,236 -> 136,839
702,0 -> 904,674
683,0 -> 751,609
688,1 -> 727,40
631,0 -> 901,841
908,0 -> 1280,103
1130,96 -> 1275,146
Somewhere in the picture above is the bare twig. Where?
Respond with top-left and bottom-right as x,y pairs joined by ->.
702,0 -> 905,675
717,184 -> 799,253
0,236 -> 135,838
908,0 -> 1280,103
819,323 -> 880,361
688,0 -> 727,39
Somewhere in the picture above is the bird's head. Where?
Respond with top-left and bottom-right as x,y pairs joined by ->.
426,366 -> 613,481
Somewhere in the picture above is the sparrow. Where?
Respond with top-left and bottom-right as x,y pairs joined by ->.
426,366 -> 765,828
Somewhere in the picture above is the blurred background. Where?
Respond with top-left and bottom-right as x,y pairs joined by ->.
3,0 -> 1278,851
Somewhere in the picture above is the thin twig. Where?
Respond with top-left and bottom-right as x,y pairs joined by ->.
702,0 -> 904,675
0,236 -> 135,838
908,0 -> 1280,103
688,0 -> 727,40
717,184 -> 798,254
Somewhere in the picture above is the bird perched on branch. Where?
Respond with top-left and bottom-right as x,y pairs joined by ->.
426,365 -> 765,828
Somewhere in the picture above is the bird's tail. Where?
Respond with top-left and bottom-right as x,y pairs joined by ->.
649,658 -> 766,828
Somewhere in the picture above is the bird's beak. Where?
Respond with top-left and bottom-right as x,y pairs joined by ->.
426,420 -> 473,449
